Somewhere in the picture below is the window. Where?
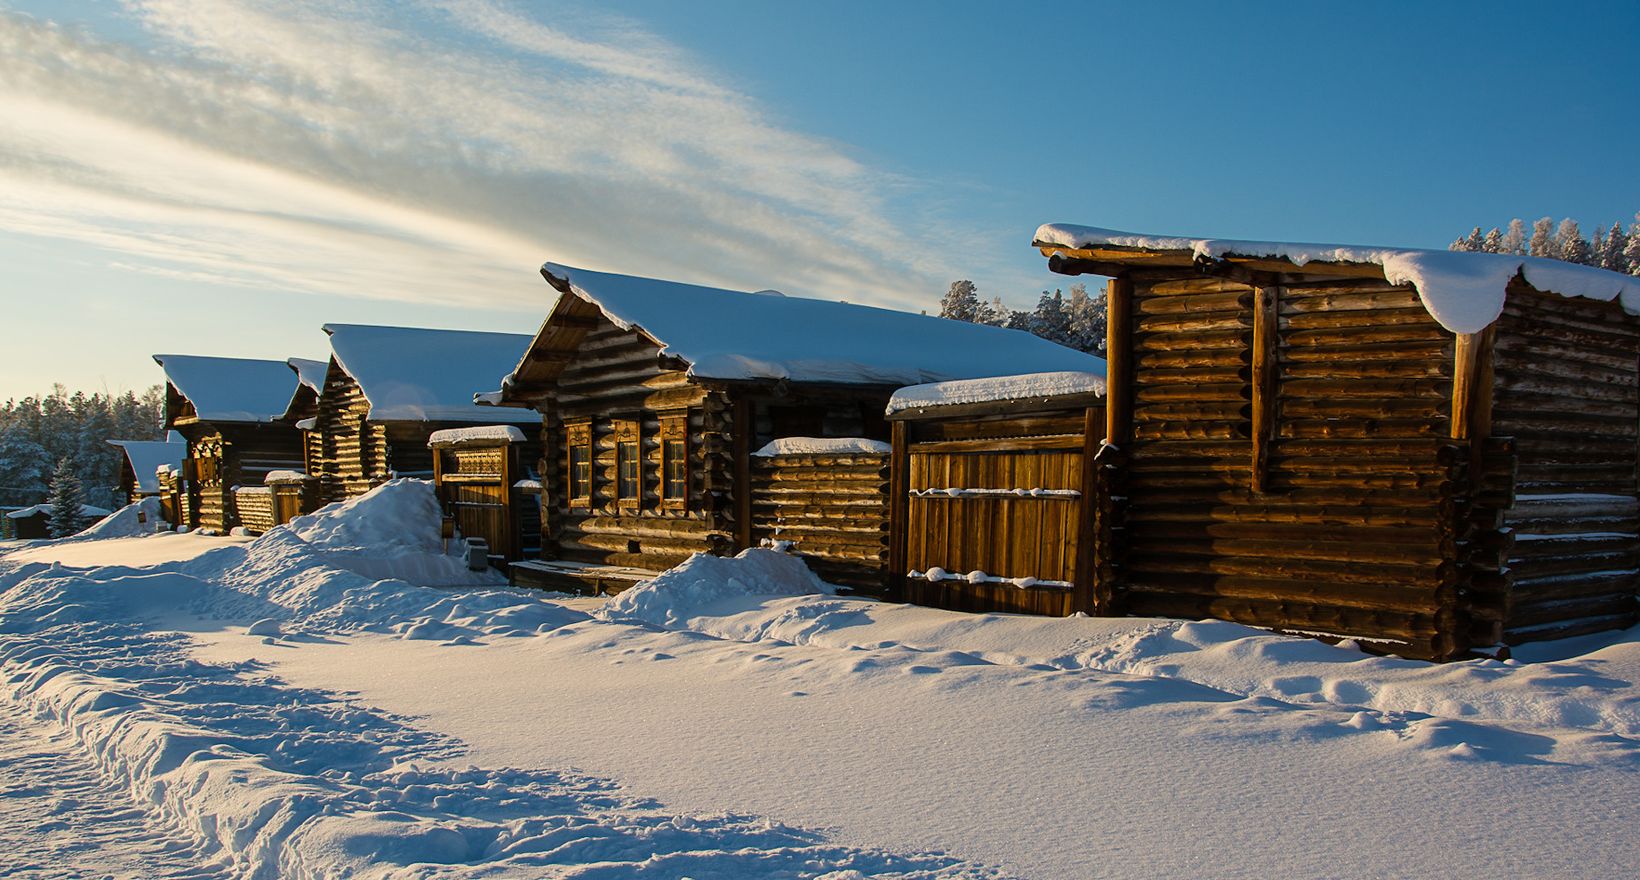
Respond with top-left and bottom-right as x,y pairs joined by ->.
566,421 -> 592,508
660,412 -> 689,511
614,419 -> 641,509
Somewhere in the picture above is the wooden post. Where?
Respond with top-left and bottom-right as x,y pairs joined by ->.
1104,277 -> 1133,446
732,395 -> 753,552
886,420 -> 910,603
1451,326 -> 1496,471
1073,406 -> 1100,615
1250,285 -> 1280,493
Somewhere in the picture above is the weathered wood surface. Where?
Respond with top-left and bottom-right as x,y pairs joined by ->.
750,453 -> 888,593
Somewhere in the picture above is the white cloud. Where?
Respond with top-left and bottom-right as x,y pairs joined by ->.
0,0 -> 953,314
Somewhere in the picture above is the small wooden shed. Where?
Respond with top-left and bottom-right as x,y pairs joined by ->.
307,324 -> 542,505
489,262 -> 1102,594
4,503 -> 112,539
1033,222 -> 1640,659
886,372 -> 1108,615
429,425 -> 541,562
153,354 -> 310,532
107,433 -> 186,507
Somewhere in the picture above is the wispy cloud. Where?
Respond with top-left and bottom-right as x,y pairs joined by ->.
0,0 -> 951,312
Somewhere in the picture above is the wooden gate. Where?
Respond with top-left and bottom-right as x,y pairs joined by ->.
431,436 -> 537,562
904,444 -> 1086,614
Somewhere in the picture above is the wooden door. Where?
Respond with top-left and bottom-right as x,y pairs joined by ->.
904,446 -> 1083,615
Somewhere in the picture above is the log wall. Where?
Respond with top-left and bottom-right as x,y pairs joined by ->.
315,366 -> 389,503
749,451 -> 889,593
1490,284 -> 1640,643
234,487 -> 275,535
1118,274 -> 1467,658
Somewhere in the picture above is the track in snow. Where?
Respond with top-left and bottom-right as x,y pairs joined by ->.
0,700 -> 227,880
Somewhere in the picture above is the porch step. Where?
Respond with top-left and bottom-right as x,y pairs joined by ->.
509,559 -> 657,596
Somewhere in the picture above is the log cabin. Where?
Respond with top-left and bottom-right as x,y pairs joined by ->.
487,262 -> 1104,594
1032,222 -> 1640,659
286,357 -> 328,480
107,432 -> 186,508
4,503 -> 112,539
886,372 -> 1108,615
153,354 -> 310,532
308,324 -> 541,507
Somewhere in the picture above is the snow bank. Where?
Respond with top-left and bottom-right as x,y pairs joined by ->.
888,370 -> 1106,415
426,425 -> 528,448
600,548 -> 835,628
528,262 -> 1104,387
1035,223 -> 1640,334
74,497 -> 164,539
752,436 -> 891,457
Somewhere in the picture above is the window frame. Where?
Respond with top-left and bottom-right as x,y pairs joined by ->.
613,418 -> 642,510
565,420 -> 593,509
659,412 -> 690,512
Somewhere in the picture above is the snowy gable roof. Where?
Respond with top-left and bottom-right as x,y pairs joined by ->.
6,503 -> 112,520
152,354 -> 304,424
288,357 -> 329,393
508,262 -> 1105,389
323,324 -> 540,424
1034,223 -> 1640,335
107,438 -> 186,493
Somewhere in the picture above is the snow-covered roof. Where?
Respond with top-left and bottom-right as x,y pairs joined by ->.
288,357 -> 329,393
752,437 -> 892,457
263,470 -> 312,485
1035,223 -> 1640,335
887,371 -> 1107,416
152,354 -> 304,424
505,263 -> 1105,391
106,438 -> 187,493
427,425 -> 529,448
323,324 -> 540,424
5,503 -> 112,520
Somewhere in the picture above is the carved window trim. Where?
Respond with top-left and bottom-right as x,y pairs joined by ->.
566,420 -> 592,508
659,412 -> 689,511
614,418 -> 642,510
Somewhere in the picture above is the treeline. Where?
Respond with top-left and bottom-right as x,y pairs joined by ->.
1450,214 -> 1640,274
0,385 -> 166,508
935,280 -> 1107,355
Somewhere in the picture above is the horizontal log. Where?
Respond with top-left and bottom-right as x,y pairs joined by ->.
1284,324 -> 1451,348
1281,307 -> 1440,332
1121,582 -> 1444,627
1144,277 -> 1254,296
1278,419 -> 1446,439
1132,330 -> 1250,354
1134,421 -> 1248,441
1280,340 -> 1449,364
1134,366 -> 1250,387
1128,536 -> 1447,566
1128,501 -> 1445,528
1279,377 -> 1450,400
1135,382 -> 1250,403
1278,289 -> 1424,313
1134,290 -> 1251,315
1135,348 -> 1250,370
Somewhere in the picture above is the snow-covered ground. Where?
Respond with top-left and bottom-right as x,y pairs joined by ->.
4,480 -> 1640,878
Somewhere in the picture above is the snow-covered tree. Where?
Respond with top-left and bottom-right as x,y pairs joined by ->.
1554,218 -> 1591,265
976,296 -> 1011,327
0,421 -> 50,507
46,457 -> 87,538
1024,290 -> 1073,347
1449,227 -> 1485,252
1066,282 -> 1106,354
1598,222 -> 1628,272
1528,217 -> 1555,258
938,280 -> 981,323
1627,214 -> 1640,276
1481,227 -> 1504,254
1501,219 -> 1528,255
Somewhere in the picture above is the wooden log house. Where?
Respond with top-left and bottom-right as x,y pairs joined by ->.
886,372 -> 1108,615
4,503 -> 112,539
153,354 -> 311,532
107,432 -> 186,507
1030,222 -> 1640,659
307,325 -> 541,512
489,262 -> 1102,594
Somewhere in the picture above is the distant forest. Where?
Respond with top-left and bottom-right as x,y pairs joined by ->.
1449,214 -> 1640,274
933,280 -> 1107,356
0,385 -> 166,508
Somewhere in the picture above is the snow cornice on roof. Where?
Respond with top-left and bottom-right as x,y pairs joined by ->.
152,354 -> 305,424
1034,223 -> 1640,335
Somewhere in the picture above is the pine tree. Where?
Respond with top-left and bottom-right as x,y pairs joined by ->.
1502,219 -> 1528,255
1625,215 -> 1640,276
46,457 -> 87,538
976,296 -> 1011,327
1528,217 -> 1555,258
1065,283 -> 1107,354
1025,290 -> 1073,347
1554,218 -> 1592,265
1598,222 -> 1628,272
1481,227 -> 1504,254
938,280 -> 981,323
0,421 -> 49,507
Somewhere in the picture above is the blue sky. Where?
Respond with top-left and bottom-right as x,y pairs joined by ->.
2,0 -> 1637,401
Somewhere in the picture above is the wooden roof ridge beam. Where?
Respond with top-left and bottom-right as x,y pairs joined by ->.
1040,242 -> 1388,282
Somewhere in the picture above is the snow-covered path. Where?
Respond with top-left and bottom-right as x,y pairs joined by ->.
7,484 -> 1640,878
0,699 -> 227,880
